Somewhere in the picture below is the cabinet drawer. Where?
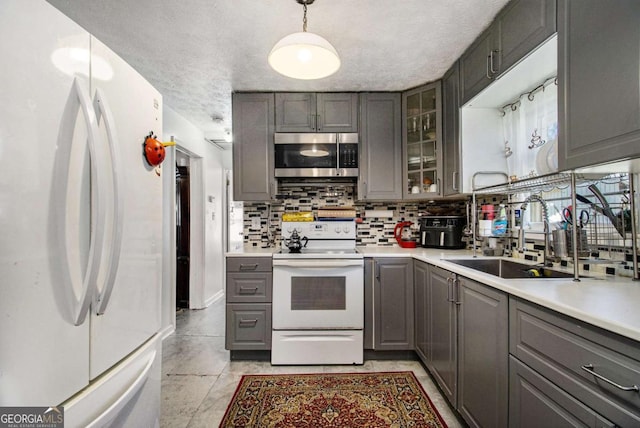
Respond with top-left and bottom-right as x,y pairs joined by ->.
226,257 -> 272,272
510,298 -> 640,426
225,303 -> 272,350
509,356 -> 615,428
226,273 -> 272,303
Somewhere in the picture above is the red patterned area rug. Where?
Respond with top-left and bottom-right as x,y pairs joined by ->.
219,371 -> 448,427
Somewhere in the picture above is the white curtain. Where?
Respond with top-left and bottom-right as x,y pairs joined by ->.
502,80 -> 558,180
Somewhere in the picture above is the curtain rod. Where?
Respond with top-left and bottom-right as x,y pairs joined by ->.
500,75 -> 558,115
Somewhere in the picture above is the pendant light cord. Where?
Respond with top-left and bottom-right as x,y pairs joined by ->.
302,1 -> 308,32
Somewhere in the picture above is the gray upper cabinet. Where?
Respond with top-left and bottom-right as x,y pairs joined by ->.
232,93 -> 276,201
403,82 -> 443,198
442,62 -> 461,196
373,258 -> 414,350
460,26 -> 498,105
275,93 -> 316,132
275,92 -> 358,133
358,93 -> 403,200
498,0 -> 556,74
558,0 -> 640,170
461,0 -> 556,105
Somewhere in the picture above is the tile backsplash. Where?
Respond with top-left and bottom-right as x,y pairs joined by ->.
242,184 -> 466,247
241,183 -> 638,279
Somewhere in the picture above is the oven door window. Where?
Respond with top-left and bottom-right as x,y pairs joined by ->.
290,276 -> 346,310
274,144 -> 337,169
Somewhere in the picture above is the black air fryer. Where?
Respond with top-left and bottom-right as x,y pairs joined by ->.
419,216 -> 466,249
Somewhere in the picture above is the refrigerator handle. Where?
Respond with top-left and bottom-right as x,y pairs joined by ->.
59,78 -> 106,326
93,88 -> 124,316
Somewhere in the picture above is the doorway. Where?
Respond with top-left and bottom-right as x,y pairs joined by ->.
175,154 -> 190,308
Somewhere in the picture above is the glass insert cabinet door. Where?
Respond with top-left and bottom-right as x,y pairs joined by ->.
403,81 -> 442,198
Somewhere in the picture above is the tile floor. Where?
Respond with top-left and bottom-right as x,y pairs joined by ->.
160,298 -> 463,427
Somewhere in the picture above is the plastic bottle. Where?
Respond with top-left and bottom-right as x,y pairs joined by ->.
492,205 -> 508,236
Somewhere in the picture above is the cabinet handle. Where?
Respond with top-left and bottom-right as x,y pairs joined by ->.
452,171 -> 459,191
239,286 -> 259,294
489,49 -> 499,75
453,277 -> 461,306
446,277 -> 454,302
436,178 -> 441,194
581,364 -> 639,392
375,263 -> 380,281
239,319 -> 258,327
486,54 -> 492,79
311,114 -> 317,131
317,114 -> 322,131
239,264 -> 259,271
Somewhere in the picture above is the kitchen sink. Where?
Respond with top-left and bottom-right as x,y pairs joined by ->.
445,258 -> 575,279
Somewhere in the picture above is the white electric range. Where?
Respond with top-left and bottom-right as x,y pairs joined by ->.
271,220 -> 364,365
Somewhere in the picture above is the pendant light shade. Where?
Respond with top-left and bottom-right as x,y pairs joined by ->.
269,32 -> 340,80
268,0 -> 340,80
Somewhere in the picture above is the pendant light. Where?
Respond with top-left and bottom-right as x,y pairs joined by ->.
268,0 -> 340,80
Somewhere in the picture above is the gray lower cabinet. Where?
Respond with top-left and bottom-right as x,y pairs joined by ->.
558,0 -> 640,169
414,261 -> 429,363
425,264 -> 458,406
358,93 -> 403,200
442,62 -> 460,196
275,92 -> 358,133
415,263 -> 508,428
225,257 -> 272,350
509,356 -> 615,428
457,276 -> 509,428
510,297 -> 640,427
232,93 -> 276,201
365,257 -> 414,350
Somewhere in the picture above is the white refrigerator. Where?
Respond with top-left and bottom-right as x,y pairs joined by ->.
0,1 -> 163,426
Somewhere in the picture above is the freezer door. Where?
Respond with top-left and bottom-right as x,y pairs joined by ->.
0,1 -> 92,405
89,37 -> 163,380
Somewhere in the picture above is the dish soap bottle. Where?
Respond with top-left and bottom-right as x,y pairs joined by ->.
492,205 -> 508,236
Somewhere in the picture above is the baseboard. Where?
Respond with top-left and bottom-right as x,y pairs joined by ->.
159,324 -> 175,341
364,350 -> 418,361
230,350 -> 271,361
203,289 -> 224,307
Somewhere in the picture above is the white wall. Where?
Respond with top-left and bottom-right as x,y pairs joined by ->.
161,106 -> 226,336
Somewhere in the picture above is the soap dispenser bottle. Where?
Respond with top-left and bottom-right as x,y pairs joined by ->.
492,205 -> 508,236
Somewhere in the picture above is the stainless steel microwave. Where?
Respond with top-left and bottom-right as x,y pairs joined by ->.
274,133 -> 358,178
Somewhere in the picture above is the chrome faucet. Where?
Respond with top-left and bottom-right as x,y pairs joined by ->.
520,194 -> 552,267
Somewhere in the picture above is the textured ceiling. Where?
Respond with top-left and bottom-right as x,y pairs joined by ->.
47,0 -> 509,140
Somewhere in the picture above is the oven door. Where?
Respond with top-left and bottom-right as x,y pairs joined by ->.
272,258 -> 364,330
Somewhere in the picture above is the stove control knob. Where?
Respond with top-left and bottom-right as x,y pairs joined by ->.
286,227 -> 292,233
335,226 -> 341,233
343,225 -> 350,233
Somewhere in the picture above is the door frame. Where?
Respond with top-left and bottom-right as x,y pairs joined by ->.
161,141 -> 206,337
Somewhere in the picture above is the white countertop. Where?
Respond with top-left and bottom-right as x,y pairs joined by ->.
225,245 -> 278,257
226,245 -> 640,343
